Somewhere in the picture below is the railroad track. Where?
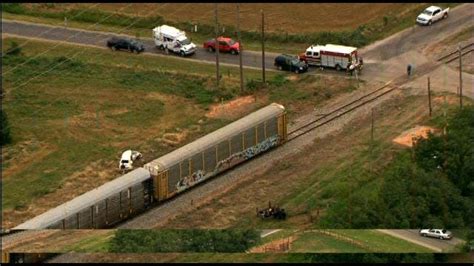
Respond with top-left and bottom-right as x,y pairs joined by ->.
436,42 -> 473,64
287,83 -> 397,142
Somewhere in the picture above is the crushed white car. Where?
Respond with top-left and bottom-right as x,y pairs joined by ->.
119,150 -> 142,171
416,6 -> 449,26
419,229 -> 452,240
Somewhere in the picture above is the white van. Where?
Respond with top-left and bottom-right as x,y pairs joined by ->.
152,25 -> 196,56
119,150 -> 142,171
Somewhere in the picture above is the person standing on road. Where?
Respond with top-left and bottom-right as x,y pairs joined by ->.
407,64 -> 412,76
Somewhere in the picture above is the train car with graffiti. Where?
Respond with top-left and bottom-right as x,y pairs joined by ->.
13,103 -> 287,230
144,103 -> 287,201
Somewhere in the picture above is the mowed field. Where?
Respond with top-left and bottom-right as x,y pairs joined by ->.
23,3 -> 424,33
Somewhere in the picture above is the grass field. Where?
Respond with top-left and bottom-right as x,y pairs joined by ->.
2,3 -> 460,54
1,36 -> 359,228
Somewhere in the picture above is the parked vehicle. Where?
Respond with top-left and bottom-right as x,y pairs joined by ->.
107,37 -> 145,53
203,37 -> 240,55
416,6 -> 449,25
419,229 -> 452,240
119,150 -> 142,171
152,25 -> 196,56
299,44 -> 361,72
274,54 -> 308,74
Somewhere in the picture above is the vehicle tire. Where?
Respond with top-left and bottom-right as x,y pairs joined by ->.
295,69 -> 299,74
111,46 -> 116,51
230,49 -> 237,55
443,13 -> 448,19
180,51 -> 185,57
159,45 -> 164,50
422,233 -> 427,237
208,46 -> 214,53
439,236 -> 444,240
335,64 -> 341,71
277,65 -> 282,71
428,20 -> 432,26
133,49 -> 139,54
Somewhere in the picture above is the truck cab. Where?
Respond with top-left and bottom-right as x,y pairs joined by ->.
153,25 -> 196,56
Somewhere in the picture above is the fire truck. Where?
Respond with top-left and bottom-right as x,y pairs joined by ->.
299,44 -> 362,72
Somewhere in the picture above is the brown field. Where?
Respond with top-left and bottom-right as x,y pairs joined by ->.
25,3 -> 425,33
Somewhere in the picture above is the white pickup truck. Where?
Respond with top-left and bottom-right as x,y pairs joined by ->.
416,6 -> 449,26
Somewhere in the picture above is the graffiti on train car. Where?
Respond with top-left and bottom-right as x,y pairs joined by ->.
175,136 -> 280,192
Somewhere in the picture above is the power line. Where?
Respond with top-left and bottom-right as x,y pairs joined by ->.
3,3 -> 134,76
3,4 -> 163,98
2,3 -> 102,54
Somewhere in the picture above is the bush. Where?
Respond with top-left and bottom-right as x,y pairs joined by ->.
1,109 -> 12,146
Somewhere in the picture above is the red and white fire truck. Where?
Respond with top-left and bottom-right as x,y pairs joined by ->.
299,44 -> 362,72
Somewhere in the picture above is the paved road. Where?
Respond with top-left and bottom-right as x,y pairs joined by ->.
377,229 -> 465,253
2,3 -> 471,78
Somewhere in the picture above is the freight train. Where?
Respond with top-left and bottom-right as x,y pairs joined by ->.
12,103 -> 287,230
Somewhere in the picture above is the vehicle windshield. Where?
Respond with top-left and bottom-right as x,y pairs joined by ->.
422,10 -> 433,15
121,160 -> 129,163
442,229 -> 447,233
228,39 -> 236,45
179,38 -> 191,45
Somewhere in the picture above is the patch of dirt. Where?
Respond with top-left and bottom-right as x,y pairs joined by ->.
392,126 -> 438,147
249,236 -> 296,253
205,95 -> 259,120
1,141 -> 55,180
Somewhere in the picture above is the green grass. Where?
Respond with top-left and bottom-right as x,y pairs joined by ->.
61,231 -> 115,252
329,230 -> 434,253
291,231 -> 368,253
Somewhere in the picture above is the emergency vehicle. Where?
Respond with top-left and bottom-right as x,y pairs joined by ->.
152,25 -> 196,56
299,44 -> 362,72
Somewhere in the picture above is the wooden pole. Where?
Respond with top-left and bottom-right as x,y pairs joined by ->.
215,4 -> 220,89
237,4 -> 244,93
428,76 -> 432,116
261,9 -> 266,84
458,45 -> 463,109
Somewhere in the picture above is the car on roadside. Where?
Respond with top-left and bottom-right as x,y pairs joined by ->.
274,54 -> 308,74
203,36 -> 240,55
419,229 -> 452,240
416,6 -> 449,26
107,37 -> 145,53
119,150 -> 142,172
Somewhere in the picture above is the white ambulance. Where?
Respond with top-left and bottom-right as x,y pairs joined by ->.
152,25 -> 196,56
299,44 -> 361,71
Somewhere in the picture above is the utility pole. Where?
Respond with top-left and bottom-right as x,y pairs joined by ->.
427,76 -> 432,116
215,3 -> 220,89
261,9 -> 266,84
458,45 -> 463,109
237,4 -> 244,93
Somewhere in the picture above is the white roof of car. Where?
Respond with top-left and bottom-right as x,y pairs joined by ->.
153,25 -> 185,37
426,6 -> 440,12
306,44 -> 357,54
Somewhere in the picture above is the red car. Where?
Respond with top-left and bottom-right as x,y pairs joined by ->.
203,37 -> 240,55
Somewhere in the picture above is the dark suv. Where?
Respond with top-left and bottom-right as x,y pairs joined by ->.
274,54 -> 308,73
107,37 -> 145,53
